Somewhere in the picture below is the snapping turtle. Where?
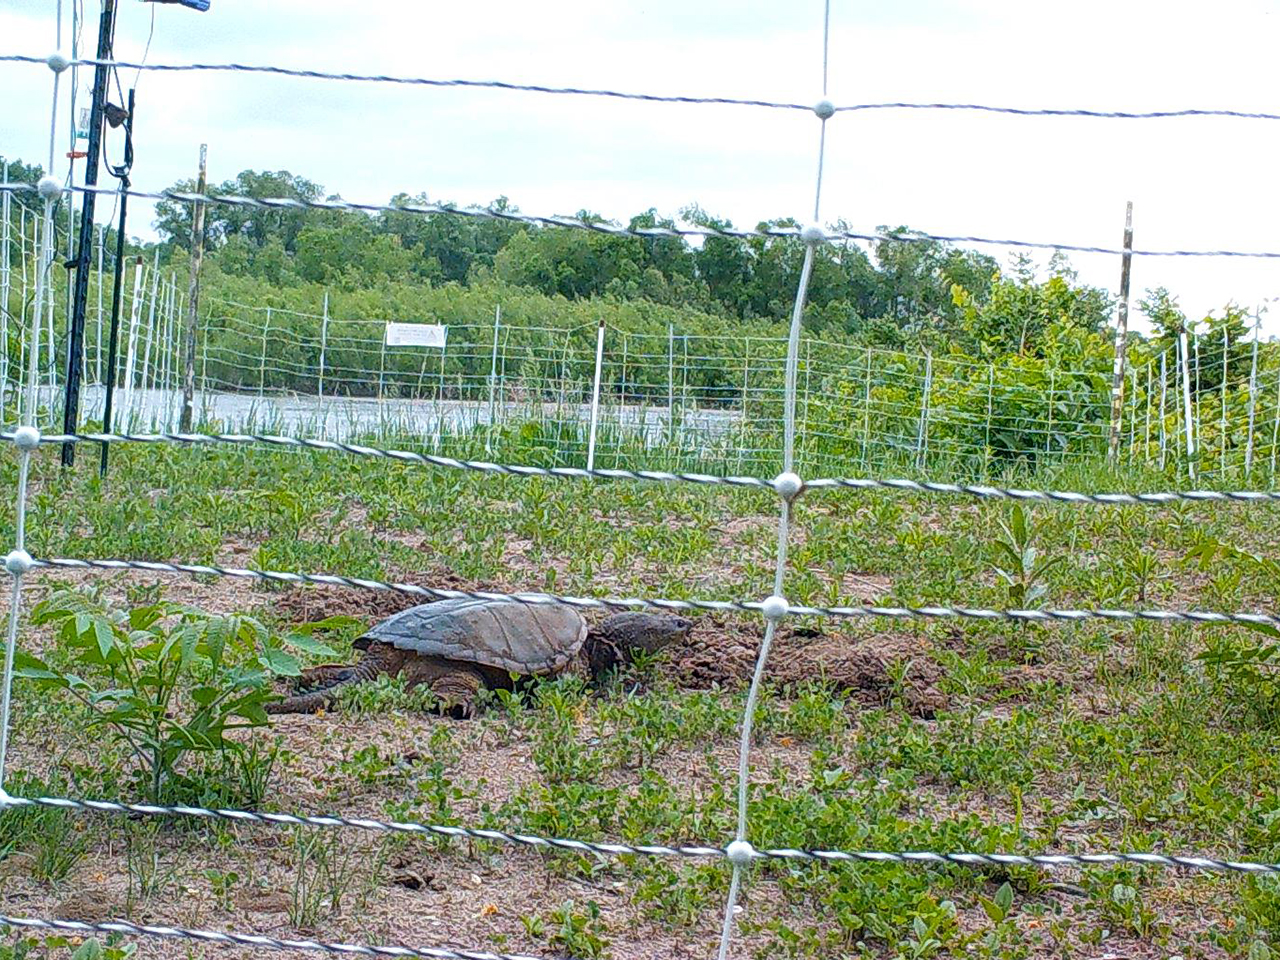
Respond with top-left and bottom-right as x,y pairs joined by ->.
267,598 -> 692,717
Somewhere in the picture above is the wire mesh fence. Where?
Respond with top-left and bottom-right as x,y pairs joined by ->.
6,250 -> 1278,483
4,156 -> 1279,485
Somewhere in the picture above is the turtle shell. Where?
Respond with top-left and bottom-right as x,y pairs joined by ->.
354,597 -> 588,675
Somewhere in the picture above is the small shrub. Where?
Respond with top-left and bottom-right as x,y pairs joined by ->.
0,773 -> 90,885
288,827 -> 390,929
124,820 -> 178,909
17,588 -> 330,801
0,935 -> 136,960
989,505 -> 1063,608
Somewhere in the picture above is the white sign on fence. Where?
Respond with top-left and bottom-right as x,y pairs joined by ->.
384,322 -> 447,348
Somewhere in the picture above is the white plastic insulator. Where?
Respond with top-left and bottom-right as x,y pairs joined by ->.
5,549 -> 33,576
812,99 -> 836,120
759,595 -> 789,621
12,426 -> 41,451
799,223 -> 826,245
46,52 -> 70,74
725,840 -> 756,865
37,176 -> 62,202
772,471 -> 804,502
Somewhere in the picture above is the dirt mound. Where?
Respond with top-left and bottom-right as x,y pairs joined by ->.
270,568 -> 516,626
672,616 -> 946,717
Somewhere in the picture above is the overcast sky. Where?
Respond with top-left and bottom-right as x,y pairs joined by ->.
3,0 -> 1279,334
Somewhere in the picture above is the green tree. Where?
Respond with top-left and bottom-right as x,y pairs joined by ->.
953,255 -> 1112,358
872,227 -> 999,334
1139,287 -> 1188,346
294,217 -> 414,288
682,204 -> 752,317
378,192 -> 525,285
156,169 -> 326,253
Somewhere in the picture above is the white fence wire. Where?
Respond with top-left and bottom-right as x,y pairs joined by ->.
22,428 -> 1280,502
3,5 -> 1280,959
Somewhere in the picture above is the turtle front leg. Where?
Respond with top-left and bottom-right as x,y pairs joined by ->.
418,666 -> 485,719
583,636 -> 623,681
297,663 -> 357,691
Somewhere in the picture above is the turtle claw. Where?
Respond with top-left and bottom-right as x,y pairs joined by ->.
427,669 -> 484,720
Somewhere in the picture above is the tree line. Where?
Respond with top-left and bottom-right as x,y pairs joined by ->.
148,167 -> 1122,359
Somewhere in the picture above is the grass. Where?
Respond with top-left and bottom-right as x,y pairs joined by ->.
1,427 -> 1279,958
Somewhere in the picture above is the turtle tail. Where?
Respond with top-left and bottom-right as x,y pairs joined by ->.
266,653 -> 384,715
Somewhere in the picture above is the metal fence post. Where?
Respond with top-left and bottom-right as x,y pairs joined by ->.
1179,329 -> 1196,480
120,257 -> 145,429
1246,314 -> 1260,474
155,279 -> 167,412
1159,351 -> 1168,470
586,318 -> 605,471
915,352 -> 932,468
164,277 -> 177,426
144,248 -> 161,384
258,306 -> 271,401
94,224 -> 104,386
861,345 -> 873,466
1193,330 -> 1202,452
318,291 -> 329,399
1221,323 -> 1229,474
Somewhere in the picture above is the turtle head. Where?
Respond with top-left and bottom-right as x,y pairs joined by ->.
586,611 -> 691,680
591,612 -> 692,669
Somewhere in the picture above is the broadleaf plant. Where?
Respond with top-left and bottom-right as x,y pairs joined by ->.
16,588 -> 326,801
990,505 -> 1064,608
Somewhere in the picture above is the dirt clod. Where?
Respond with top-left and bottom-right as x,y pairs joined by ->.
235,888 -> 292,914
54,888 -> 121,921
